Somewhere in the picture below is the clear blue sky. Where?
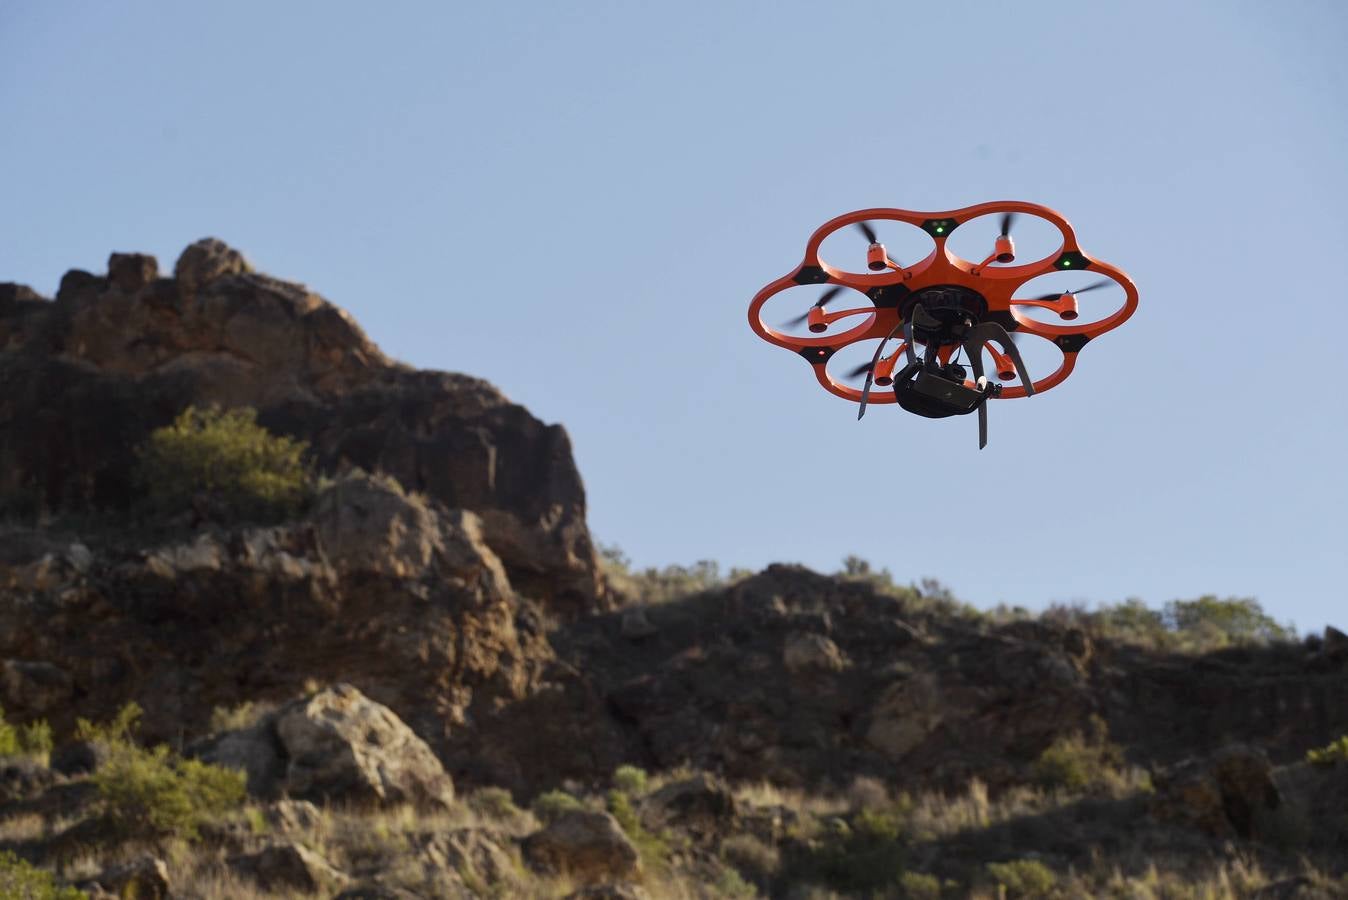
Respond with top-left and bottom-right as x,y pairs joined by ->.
3,1 -> 1345,630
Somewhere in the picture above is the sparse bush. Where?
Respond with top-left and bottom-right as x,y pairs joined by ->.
898,871 -> 943,900
1066,595 -> 1295,652
469,786 -> 522,820
80,702 -> 245,841
531,789 -> 584,824
1032,732 -> 1124,793
722,833 -> 781,882
714,865 -> 757,897
1307,735 -> 1348,767
986,859 -> 1056,898
613,764 -> 649,797
135,404 -> 315,522
607,788 -> 673,873
846,775 -> 891,812
96,744 -> 246,841
0,706 -> 54,760
0,851 -> 85,899
208,700 -> 275,734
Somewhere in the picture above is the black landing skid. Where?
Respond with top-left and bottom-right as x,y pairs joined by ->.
857,299 -> 1034,449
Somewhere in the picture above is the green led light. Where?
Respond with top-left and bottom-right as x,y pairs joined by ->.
1063,260 -> 1072,266
935,226 -> 944,233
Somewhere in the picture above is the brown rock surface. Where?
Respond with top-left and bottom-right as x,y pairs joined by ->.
523,810 -> 641,884
0,240 -> 603,613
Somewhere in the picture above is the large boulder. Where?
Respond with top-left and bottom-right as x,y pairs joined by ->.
205,683 -> 456,809
523,810 -> 641,884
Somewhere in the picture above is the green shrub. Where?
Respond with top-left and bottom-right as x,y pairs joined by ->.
531,789 -> 584,824
987,859 -> 1057,898
1307,735 -> 1348,767
75,701 -> 142,745
606,789 -> 673,877
0,706 -> 54,760
0,851 -> 85,899
135,405 -> 315,522
79,702 -> 245,841
469,786 -> 522,820
95,743 -> 246,841
1033,732 -> 1124,793
613,764 -> 649,797
898,871 -> 943,900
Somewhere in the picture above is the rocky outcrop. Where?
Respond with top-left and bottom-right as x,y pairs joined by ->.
229,841 -> 350,894
0,473 -> 557,792
523,810 -> 641,884
0,240 -> 604,613
1150,744 -> 1281,838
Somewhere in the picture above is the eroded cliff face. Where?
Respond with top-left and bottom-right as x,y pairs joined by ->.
0,240 -> 603,614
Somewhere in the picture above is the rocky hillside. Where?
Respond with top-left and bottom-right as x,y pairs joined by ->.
2,243 -> 1347,898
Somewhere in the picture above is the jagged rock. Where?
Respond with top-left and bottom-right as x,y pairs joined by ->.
523,810 -> 640,884
640,773 -> 737,839
621,606 -> 658,639
50,740 -> 111,776
312,473 -> 509,597
98,855 -> 171,900
174,237 -> 252,294
866,673 -> 945,760
1,659 -> 74,712
107,253 -> 159,293
264,798 -> 324,833
1323,626 -> 1348,661
417,829 -> 517,889
0,758 -> 58,803
275,683 -> 454,809
1151,744 -> 1280,838
783,632 -> 847,673
230,841 -> 350,893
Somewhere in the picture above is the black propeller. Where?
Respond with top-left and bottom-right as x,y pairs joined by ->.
998,212 -> 1017,237
784,286 -> 843,327
855,221 -> 879,244
1030,279 -> 1112,301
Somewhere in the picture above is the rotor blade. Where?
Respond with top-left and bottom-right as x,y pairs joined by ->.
1072,279 -> 1113,295
855,221 -> 878,244
999,212 -> 1017,237
814,286 -> 844,308
1029,279 -> 1113,302
782,286 -> 844,327
846,360 -> 875,379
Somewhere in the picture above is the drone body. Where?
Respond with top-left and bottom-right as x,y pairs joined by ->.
747,201 -> 1138,447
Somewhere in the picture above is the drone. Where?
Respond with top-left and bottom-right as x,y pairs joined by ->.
748,201 -> 1138,448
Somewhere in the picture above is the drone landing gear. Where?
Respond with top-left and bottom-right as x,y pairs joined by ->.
858,303 -> 1034,449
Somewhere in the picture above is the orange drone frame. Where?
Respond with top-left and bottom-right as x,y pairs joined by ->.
747,200 -> 1138,447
